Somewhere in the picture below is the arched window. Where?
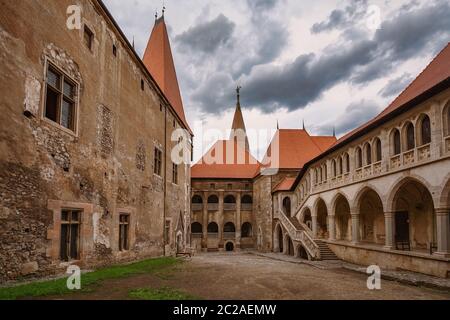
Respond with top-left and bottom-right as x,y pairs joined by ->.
315,169 -> 319,183
365,143 -> 372,165
192,195 -> 203,204
207,195 -> 219,203
332,160 -> 337,177
323,164 -> 327,181
282,197 -> 291,217
356,147 -> 363,168
338,157 -> 343,175
446,105 -> 450,137
242,195 -> 253,204
405,122 -> 415,151
420,115 -> 431,145
224,195 -> 236,203
374,138 -> 382,162
207,222 -> 218,233
319,167 -> 323,182
241,222 -> 253,238
345,153 -> 350,173
191,222 -> 202,234
223,222 -> 236,233
392,129 -> 401,155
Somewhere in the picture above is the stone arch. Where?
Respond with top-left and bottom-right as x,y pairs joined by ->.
355,146 -> 363,168
207,222 -> 219,233
373,137 -> 382,162
389,177 -> 436,251
241,194 -> 253,204
417,113 -> 432,146
223,222 -> 236,233
443,100 -> 450,137
284,234 -> 295,256
314,198 -> 328,239
282,196 -> 291,217
273,222 -> 284,253
363,142 -> 372,165
207,195 -> 219,203
438,173 -> 450,208
355,187 -> 385,244
297,244 -> 309,260
225,241 -> 235,252
224,195 -> 236,203
192,195 -> 203,203
332,193 -> 351,241
390,128 -> 401,155
191,222 -> 203,234
241,222 -> 253,238
402,121 -> 416,151
300,207 -> 313,229
387,175 -> 437,212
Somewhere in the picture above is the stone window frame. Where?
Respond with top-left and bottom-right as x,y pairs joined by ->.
172,162 -> 179,185
47,200 -> 93,265
115,207 -> 136,253
153,147 -> 163,177
40,58 -> 81,137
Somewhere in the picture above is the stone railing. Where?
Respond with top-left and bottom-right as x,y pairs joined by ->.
207,203 -> 219,211
191,203 -> 203,211
418,144 -> 431,161
223,232 -> 236,239
241,203 -> 253,211
207,232 -> 218,238
191,233 -> 202,239
224,203 -> 236,211
277,209 -> 320,259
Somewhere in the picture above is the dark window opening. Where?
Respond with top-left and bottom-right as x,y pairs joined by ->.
172,163 -> 178,184
375,139 -> 382,162
154,148 -> 162,176
365,144 -> 372,165
141,79 -> 145,91
84,25 -> 93,50
45,65 -> 77,131
60,210 -> 81,261
164,220 -> 171,244
421,115 -> 431,145
208,195 -> 219,203
406,123 -> 415,151
207,222 -> 218,233
119,214 -> 130,251
224,222 -> 236,233
191,222 -> 202,234
393,130 -> 401,155
112,44 -> 117,56
241,222 -> 252,238
356,148 -> 363,168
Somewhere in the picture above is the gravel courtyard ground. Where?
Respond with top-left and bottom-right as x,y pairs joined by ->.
43,252 -> 450,300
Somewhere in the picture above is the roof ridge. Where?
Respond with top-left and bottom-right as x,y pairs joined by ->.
383,42 -> 450,115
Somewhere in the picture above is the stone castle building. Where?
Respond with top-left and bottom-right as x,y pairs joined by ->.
0,0 -> 192,282
1,0 -> 449,282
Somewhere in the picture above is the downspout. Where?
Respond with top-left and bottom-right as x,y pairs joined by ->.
163,104 -> 167,256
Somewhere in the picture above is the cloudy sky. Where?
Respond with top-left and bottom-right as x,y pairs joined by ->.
103,0 -> 450,162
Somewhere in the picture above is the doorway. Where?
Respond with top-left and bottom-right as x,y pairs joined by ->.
225,242 -> 234,252
395,211 -> 410,250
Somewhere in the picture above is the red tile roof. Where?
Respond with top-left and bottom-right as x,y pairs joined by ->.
273,177 -> 296,192
191,140 -> 260,179
335,42 -> 450,147
291,42 -> 450,190
260,129 -> 336,170
143,17 -> 191,133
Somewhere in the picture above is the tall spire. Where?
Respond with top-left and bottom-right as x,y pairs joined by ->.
143,12 -> 191,133
230,86 -> 250,151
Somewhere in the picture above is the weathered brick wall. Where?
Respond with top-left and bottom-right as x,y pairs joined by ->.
0,0 -> 190,282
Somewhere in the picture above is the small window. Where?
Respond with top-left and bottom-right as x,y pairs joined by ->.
375,139 -> 382,162
172,163 -> 178,184
60,210 -> 81,261
83,25 -> 94,51
141,79 -> 145,91
338,157 -> 343,175
160,104 -> 163,112
345,153 -> 350,173
227,183 -> 232,190
112,44 -> 117,56
154,148 -> 162,176
210,183 -> 215,189
119,214 -> 130,251
406,123 -> 415,151
365,144 -> 372,165
332,160 -> 337,177
393,129 -> 401,155
420,115 -> 431,145
173,119 -> 176,128
356,147 -> 363,168
44,64 -> 77,132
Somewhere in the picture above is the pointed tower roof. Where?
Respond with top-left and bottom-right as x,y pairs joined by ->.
143,16 -> 191,132
230,86 -> 250,151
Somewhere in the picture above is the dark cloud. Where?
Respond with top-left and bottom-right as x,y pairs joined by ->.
378,73 -> 414,98
236,0 -> 450,113
311,0 -> 368,34
175,14 -> 235,54
315,100 -> 381,136
246,0 -> 278,11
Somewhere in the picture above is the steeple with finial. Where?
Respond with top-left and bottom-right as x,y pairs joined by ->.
230,86 -> 250,151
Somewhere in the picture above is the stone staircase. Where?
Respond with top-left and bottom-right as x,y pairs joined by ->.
277,210 -> 340,261
315,240 -> 339,260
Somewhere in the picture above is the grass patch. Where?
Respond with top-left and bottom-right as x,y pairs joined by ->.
0,257 -> 179,300
129,287 -> 199,300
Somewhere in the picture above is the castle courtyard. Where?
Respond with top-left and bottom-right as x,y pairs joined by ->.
33,253 -> 450,300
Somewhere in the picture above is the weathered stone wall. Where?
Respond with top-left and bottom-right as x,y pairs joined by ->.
0,0 -> 190,282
